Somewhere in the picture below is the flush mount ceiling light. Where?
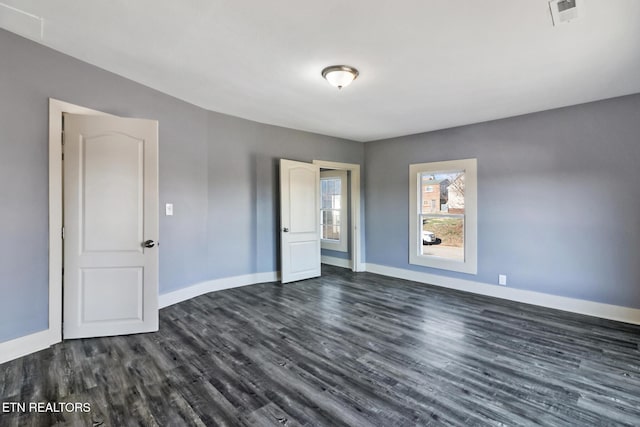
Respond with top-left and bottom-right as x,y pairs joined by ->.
321,65 -> 359,90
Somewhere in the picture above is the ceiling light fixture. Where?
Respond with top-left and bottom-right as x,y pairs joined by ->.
321,65 -> 359,90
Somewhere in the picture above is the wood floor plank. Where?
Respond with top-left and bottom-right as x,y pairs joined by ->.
1,265 -> 640,426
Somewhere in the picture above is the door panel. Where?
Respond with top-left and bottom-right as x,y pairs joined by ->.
81,268 -> 143,322
63,113 -> 158,339
289,168 -> 318,232
81,133 -> 144,253
289,241 -> 319,274
280,159 -> 320,283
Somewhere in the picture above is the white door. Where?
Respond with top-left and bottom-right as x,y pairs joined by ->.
63,113 -> 159,339
280,159 -> 321,283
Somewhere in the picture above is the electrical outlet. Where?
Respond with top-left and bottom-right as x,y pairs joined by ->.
498,274 -> 507,286
165,203 -> 174,216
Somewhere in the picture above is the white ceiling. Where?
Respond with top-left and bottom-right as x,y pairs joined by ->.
2,0 -> 640,141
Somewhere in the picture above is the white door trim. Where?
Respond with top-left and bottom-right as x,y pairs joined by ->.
49,99 -> 110,344
0,99 -> 106,364
313,160 -> 363,272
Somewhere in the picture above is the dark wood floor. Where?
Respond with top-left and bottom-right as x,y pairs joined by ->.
2,266 -> 640,426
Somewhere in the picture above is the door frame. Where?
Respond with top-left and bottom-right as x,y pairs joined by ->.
48,98 -> 111,343
312,160 -> 363,272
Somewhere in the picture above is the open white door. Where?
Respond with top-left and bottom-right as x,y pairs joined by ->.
280,159 -> 321,283
63,113 -> 159,339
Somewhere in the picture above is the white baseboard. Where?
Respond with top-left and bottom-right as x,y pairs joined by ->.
159,271 -> 279,308
0,328 -> 59,365
321,255 -> 352,269
365,263 -> 640,325
1,272 -> 279,365
7,264 -> 635,365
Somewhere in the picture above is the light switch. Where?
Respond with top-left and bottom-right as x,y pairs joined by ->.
165,203 -> 173,216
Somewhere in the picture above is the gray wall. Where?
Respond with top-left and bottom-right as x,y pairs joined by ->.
365,93 -> 640,309
205,113 -> 362,278
0,29 -> 363,343
3,23 -> 638,347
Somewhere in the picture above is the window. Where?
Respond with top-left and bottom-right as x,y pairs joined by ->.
409,159 -> 477,274
320,170 -> 348,252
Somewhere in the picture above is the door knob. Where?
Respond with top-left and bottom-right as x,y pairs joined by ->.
143,239 -> 155,248
283,227 -> 289,232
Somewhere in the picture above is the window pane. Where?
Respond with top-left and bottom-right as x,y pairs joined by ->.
322,224 -> 341,241
321,178 -> 342,209
420,214 -> 464,260
420,171 -> 465,215
321,183 -> 331,209
332,194 -> 340,209
321,210 -> 341,241
322,210 -> 340,226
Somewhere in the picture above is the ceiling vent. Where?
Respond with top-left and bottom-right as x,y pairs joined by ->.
549,0 -> 583,26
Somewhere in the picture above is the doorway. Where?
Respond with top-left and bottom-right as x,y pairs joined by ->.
48,98 -> 159,341
313,160 -> 362,272
279,159 -> 363,284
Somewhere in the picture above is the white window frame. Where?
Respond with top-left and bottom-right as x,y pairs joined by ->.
320,169 -> 348,252
409,158 -> 477,274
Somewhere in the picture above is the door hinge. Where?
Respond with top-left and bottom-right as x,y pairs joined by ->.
61,227 -> 65,240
